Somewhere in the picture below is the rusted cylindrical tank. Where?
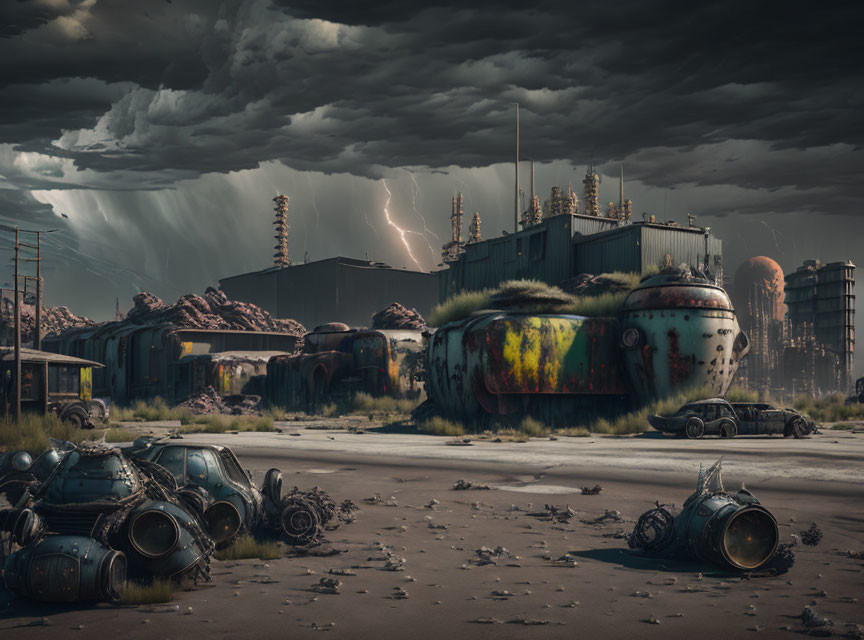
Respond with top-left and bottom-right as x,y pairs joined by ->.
732,256 -> 786,331
618,273 -> 749,403
425,313 -> 630,423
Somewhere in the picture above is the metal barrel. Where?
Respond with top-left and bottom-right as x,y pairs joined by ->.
676,493 -> 778,571
3,535 -> 126,602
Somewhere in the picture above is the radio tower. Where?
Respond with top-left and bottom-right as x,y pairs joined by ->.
273,194 -> 291,267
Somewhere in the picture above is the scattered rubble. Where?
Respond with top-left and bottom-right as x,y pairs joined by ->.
472,546 -> 515,566
310,577 -> 342,594
17,304 -> 96,343
581,485 -> 603,495
452,479 -> 491,491
584,509 -> 624,525
371,303 -> 427,331
801,524 -> 824,547
175,386 -> 262,415
801,606 -> 833,629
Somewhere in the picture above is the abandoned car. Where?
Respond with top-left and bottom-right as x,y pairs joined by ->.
649,397 -> 814,438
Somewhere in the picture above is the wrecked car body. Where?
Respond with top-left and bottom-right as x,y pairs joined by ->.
629,460 -> 779,571
266,324 -> 424,409
649,398 -> 815,438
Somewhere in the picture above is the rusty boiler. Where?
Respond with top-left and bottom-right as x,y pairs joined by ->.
618,272 -> 750,404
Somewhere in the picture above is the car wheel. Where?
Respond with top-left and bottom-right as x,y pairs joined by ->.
719,420 -> 737,438
787,418 -> 805,439
685,418 -> 704,439
63,409 -> 87,430
263,468 -> 283,503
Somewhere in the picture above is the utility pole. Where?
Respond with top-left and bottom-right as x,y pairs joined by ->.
13,227 -> 20,419
34,231 -> 41,351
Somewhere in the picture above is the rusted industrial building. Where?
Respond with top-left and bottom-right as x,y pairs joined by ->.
437,213 -> 723,301
219,257 -> 439,330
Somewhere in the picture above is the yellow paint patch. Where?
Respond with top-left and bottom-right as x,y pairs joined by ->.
179,341 -> 194,358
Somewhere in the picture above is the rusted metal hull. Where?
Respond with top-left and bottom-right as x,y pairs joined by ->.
426,313 -> 630,423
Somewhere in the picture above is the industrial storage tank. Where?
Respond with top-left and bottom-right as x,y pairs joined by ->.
618,272 -> 750,403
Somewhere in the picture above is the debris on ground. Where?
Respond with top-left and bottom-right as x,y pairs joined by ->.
848,550 -> 864,559
800,524 -> 824,547
581,485 -> 602,495
311,577 -> 342,594
473,546 -> 515,566
453,479 -> 491,490
553,553 -> 579,567
371,303 -> 427,331
801,606 -> 833,628
584,509 -> 623,525
471,618 -> 503,624
527,504 -> 577,523
507,618 -> 557,626
763,543 -> 796,575
391,587 -> 409,599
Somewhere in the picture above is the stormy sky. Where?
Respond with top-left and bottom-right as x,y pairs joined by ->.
0,0 -> 861,371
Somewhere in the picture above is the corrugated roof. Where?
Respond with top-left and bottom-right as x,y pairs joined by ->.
0,347 -> 104,367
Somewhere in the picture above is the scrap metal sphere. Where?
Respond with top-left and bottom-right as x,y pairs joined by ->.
10,451 -> 32,472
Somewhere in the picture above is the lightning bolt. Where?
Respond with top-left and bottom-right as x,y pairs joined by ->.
382,179 -> 424,271
407,170 -> 440,240
760,220 -> 784,256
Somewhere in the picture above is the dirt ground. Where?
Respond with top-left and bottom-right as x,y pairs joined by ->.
1,425 -> 862,640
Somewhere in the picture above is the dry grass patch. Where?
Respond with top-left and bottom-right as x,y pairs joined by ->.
103,428 -> 138,443
181,414 -> 275,434
121,579 -> 174,604
215,535 -> 282,561
112,397 -> 193,424
0,414 -> 96,455
417,417 -> 466,436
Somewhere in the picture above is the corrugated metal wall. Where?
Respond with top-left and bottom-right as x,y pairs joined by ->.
573,226 -> 642,274
639,226 -> 722,272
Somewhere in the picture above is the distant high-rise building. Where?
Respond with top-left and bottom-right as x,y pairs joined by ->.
785,260 -> 855,391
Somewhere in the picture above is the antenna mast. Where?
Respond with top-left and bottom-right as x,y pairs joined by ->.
514,103 -> 519,233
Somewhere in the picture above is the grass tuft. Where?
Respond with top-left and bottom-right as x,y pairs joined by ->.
417,417 -> 466,436
215,535 -> 282,561
112,397 -> 194,424
794,393 -> 864,423
0,413 -> 96,455
120,579 -> 174,604
104,428 -> 138,443
180,414 -> 275,434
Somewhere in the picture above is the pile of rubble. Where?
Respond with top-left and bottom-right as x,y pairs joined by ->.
14,304 -> 96,344
371,302 -> 427,331
126,287 -> 305,336
175,386 -> 262,415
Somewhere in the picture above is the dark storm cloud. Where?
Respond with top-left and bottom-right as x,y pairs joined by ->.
0,0 -> 858,196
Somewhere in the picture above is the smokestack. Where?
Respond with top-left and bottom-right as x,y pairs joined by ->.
619,165 -> 624,213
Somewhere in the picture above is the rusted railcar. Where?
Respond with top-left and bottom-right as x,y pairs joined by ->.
43,324 -> 297,404
425,272 -> 749,424
266,323 -> 424,409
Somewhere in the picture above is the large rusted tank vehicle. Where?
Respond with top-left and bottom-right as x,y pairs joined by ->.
424,272 -> 748,424
266,323 -> 424,409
